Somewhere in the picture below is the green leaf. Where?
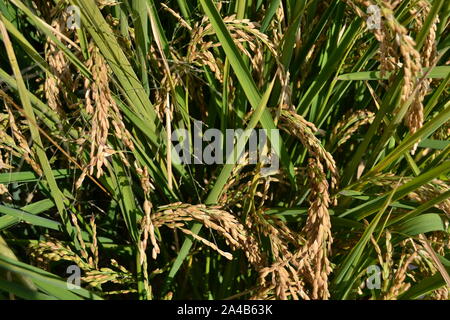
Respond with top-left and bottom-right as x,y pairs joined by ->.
0,204 -> 61,231
0,170 -> 69,184
417,139 -> 450,150
396,214 -> 446,236
0,254 -> 102,300
338,66 -> 450,80
0,200 -> 55,231
0,278 -> 54,300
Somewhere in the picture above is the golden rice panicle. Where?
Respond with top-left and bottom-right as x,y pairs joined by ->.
280,110 -> 339,189
77,46 -> 110,184
408,180 -> 450,218
82,260 -> 134,289
28,237 -> 92,271
370,230 -> 394,292
406,0 -> 439,154
140,199 -> 159,260
254,158 -> 334,300
330,109 -> 375,150
378,2 -> 422,105
44,8 -> 75,116
89,214 -> 99,269
153,203 -> 262,264
70,211 -> 91,266
135,163 -> 158,261
187,14 -> 279,85
139,198 -> 159,261
374,2 -> 425,151
301,157 -> 333,299
161,3 -> 192,31
345,0 -> 396,77
30,238 -> 134,292
254,218 -> 311,300
431,287 -> 449,300
187,17 -> 225,83
246,188 -> 307,300
255,259 -> 310,300
267,2 -> 285,49
135,163 -> 158,298
352,0 -> 425,150
76,45 -> 134,187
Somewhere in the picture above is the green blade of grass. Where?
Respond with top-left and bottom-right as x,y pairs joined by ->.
337,66 -> 450,80
0,169 -> 69,184
0,199 -> 55,231
396,214 -> 446,236
0,204 -> 61,231
0,278 -> 54,300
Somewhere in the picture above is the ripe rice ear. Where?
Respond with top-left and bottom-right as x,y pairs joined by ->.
280,110 -> 339,189
153,203 -> 262,264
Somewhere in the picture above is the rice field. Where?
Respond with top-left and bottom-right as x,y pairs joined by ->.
0,0 -> 449,300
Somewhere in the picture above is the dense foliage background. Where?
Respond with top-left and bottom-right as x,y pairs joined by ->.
0,0 -> 449,300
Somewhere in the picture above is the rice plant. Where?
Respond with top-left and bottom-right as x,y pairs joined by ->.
0,0 -> 449,300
